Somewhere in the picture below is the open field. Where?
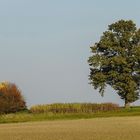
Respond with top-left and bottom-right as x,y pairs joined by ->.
0,116 -> 140,140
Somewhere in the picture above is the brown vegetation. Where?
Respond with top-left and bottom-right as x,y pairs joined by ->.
0,82 -> 26,114
30,103 -> 119,114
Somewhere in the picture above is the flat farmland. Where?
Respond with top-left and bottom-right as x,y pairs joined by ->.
0,116 -> 140,140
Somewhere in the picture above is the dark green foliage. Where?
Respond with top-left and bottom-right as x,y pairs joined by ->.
30,103 -> 119,114
88,20 -> 140,107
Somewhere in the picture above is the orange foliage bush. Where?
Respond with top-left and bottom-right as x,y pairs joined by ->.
0,82 -> 26,114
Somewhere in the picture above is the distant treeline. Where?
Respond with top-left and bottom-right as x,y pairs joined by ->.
30,103 -> 119,114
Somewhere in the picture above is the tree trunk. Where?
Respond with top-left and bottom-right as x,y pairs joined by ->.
125,101 -> 130,108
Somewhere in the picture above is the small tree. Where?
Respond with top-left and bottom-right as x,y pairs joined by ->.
88,20 -> 140,108
0,82 -> 26,113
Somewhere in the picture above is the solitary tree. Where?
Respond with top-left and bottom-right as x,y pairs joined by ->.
0,82 -> 26,113
88,20 -> 140,107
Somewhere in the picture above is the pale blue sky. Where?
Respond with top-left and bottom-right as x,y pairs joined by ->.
0,0 -> 140,106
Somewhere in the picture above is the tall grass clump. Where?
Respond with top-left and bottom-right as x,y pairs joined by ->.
30,103 -> 119,114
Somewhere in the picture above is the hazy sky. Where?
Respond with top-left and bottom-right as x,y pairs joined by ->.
0,0 -> 140,106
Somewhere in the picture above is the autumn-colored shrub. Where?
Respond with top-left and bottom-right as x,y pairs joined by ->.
30,103 -> 119,114
0,82 -> 26,114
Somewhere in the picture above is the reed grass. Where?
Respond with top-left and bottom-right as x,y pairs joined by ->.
0,104 -> 140,124
30,103 -> 119,114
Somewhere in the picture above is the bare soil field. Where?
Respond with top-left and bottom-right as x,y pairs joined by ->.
0,116 -> 140,140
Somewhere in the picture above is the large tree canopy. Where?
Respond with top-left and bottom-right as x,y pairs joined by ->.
88,20 -> 140,107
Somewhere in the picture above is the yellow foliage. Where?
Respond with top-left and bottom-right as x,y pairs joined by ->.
0,82 -> 9,89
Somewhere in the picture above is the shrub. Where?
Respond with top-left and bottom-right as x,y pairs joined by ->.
30,103 -> 119,114
0,82 -> 26,114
